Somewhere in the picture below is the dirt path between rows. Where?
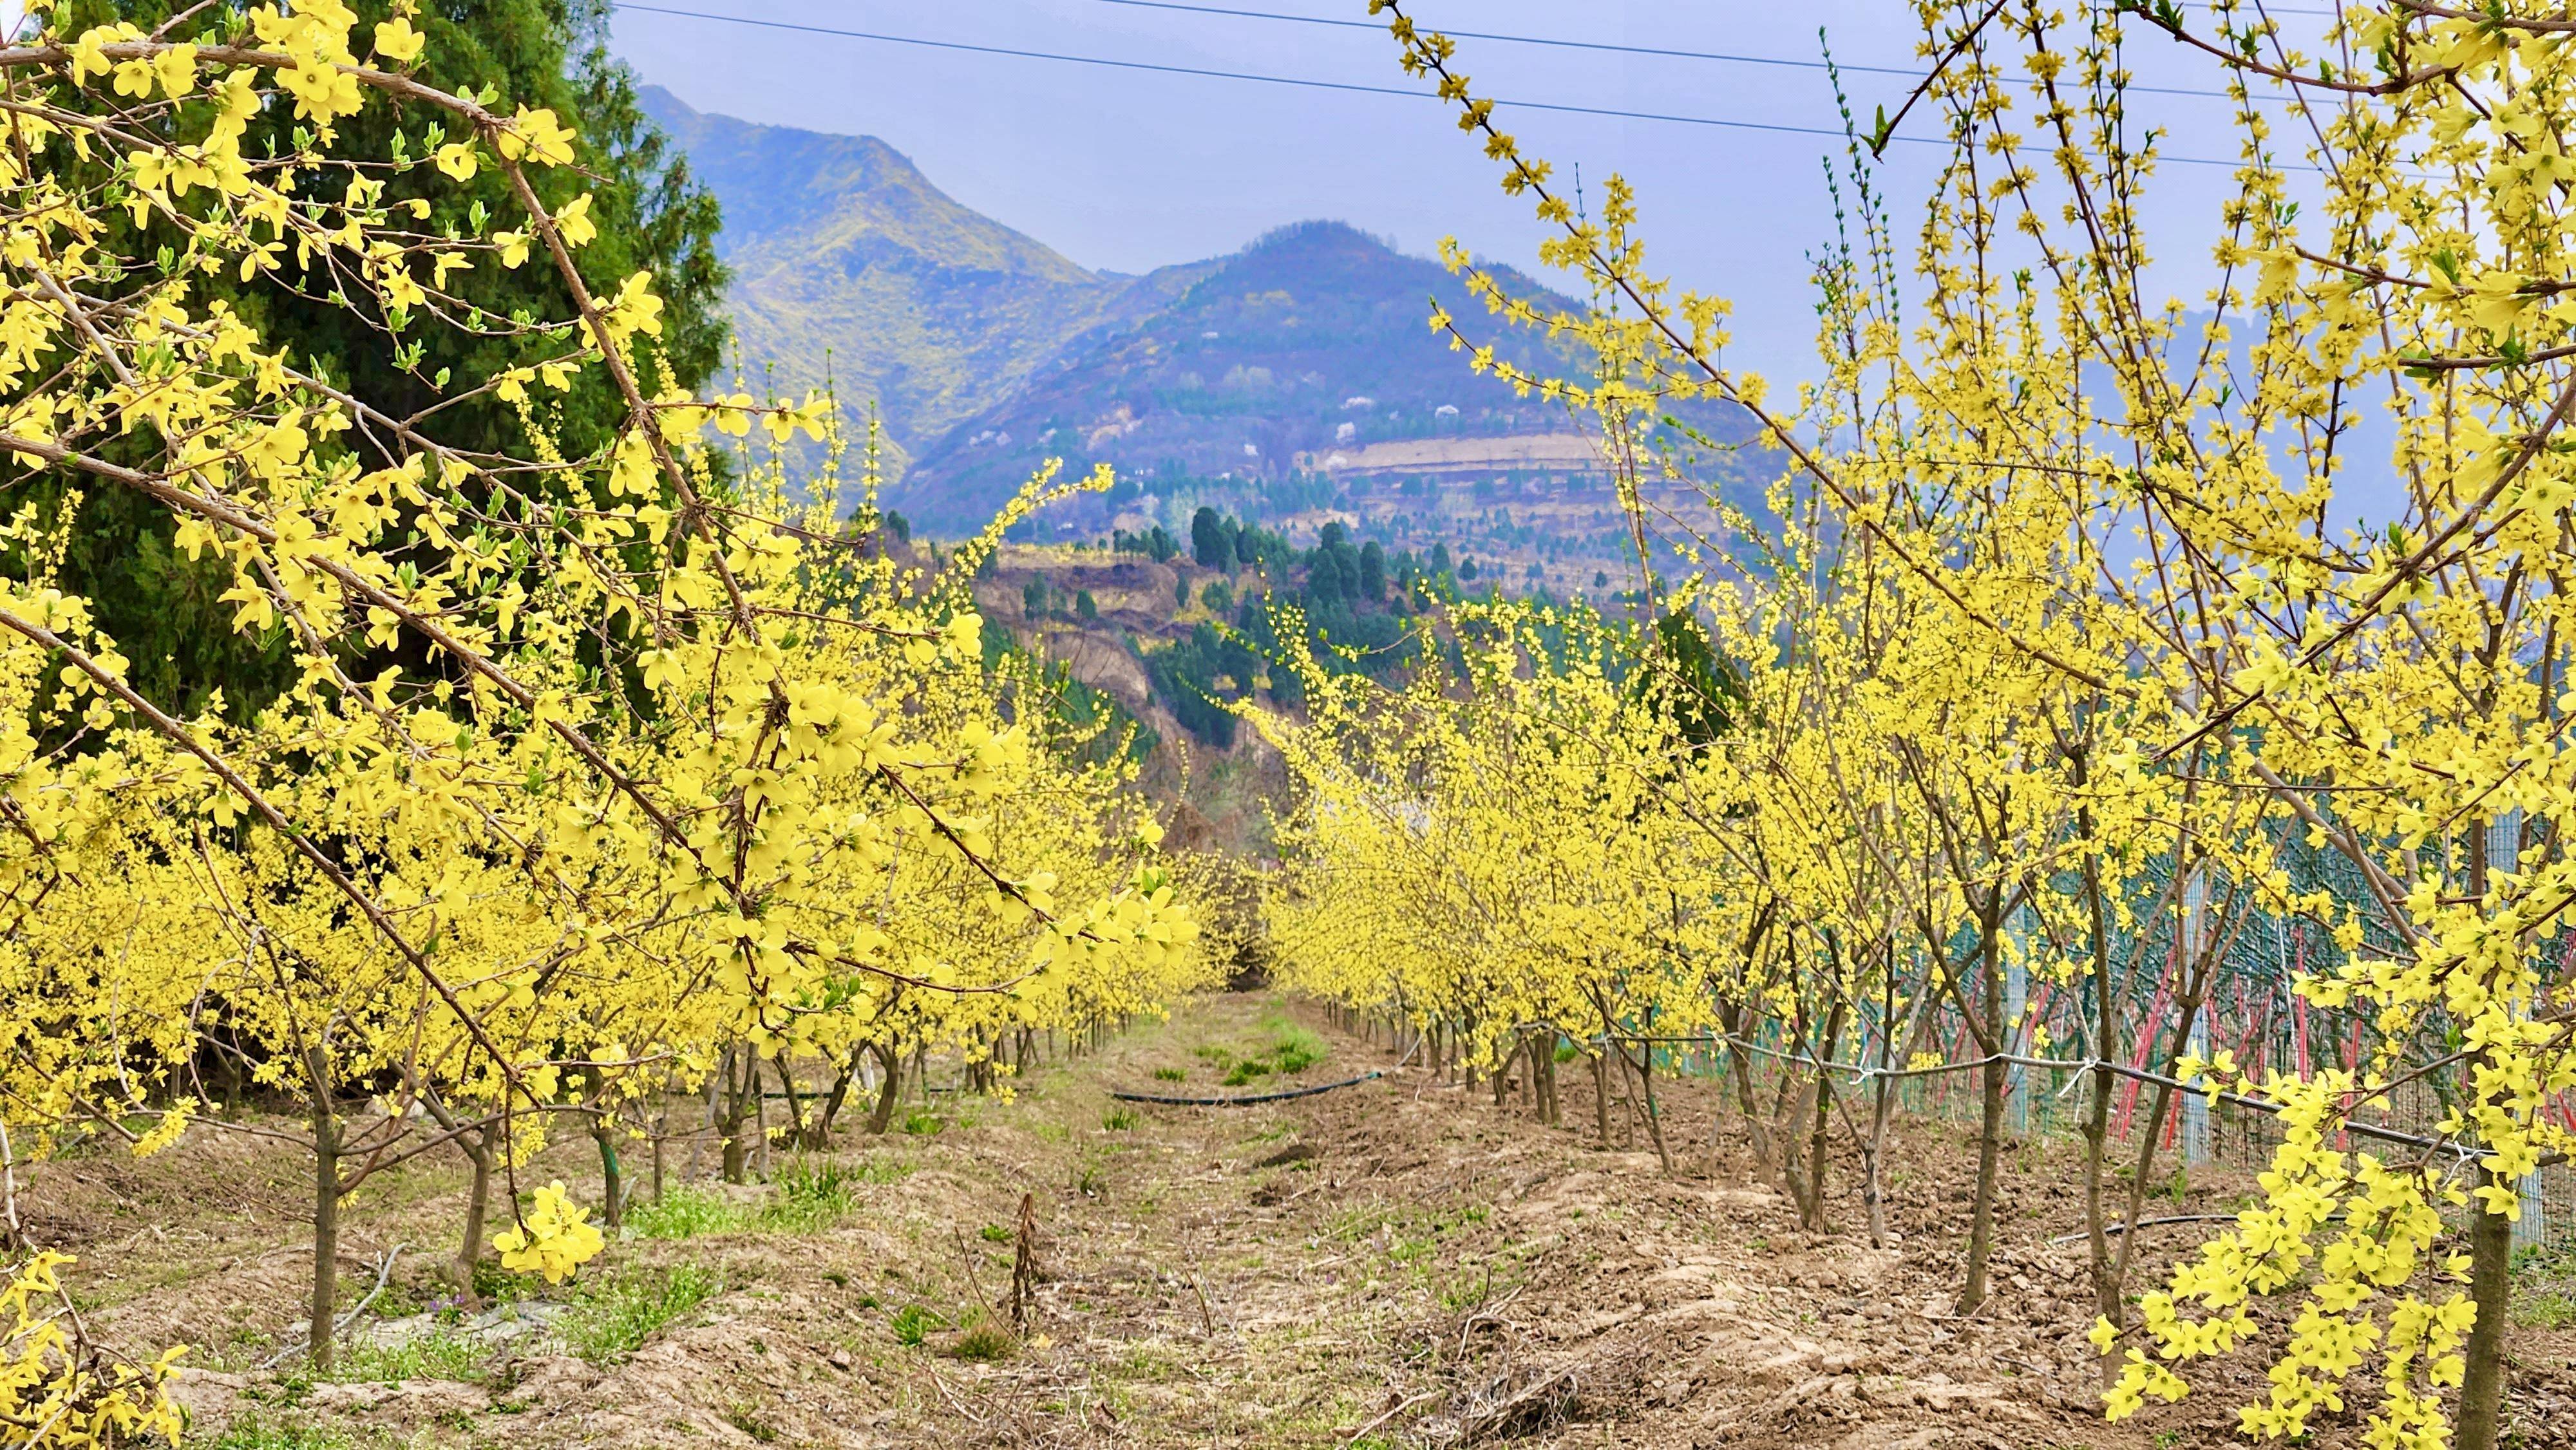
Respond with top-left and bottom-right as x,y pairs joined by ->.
35,993 -> 2576,1448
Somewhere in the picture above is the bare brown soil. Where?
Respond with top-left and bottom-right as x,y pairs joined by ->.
27,993 -> 2576,1448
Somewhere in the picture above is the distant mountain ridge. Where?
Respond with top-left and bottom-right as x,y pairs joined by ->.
640,86 -> 1208,479
893,219 -> 1618,534
643,88 -> 1757,536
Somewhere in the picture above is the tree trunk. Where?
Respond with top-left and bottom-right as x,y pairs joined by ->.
1958,909 -> 2005,1315
1636,1046 -> 1668,1170
719,1045 -> 754,1183
2457,1165 -> 2519,1449
593,1113 -> 623,1230
2108,979 -> 2214,1328
652,1080 -> 671,1202
1862,1071 -> 1892,1247
815,1050 -> 860,1145
775,1057 -> 810,1148
1719,1001 -> 1779,1178
1803,998 -> 1846,1232
305,1045 -> 341,1373
753,1055 -> 773,1178
2080,856 -> 2125,1383
456,1127 -> 491,1304
867,1042 -> 904,1135
1593,1050 -> 1611,1145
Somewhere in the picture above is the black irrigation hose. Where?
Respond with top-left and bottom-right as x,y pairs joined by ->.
1110,1070 -> 1384,1107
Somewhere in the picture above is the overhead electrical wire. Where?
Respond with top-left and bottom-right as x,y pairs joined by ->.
1079,0 -> 1933,75
614,2 -> 1894,142
1068,0 -> 2307,103
610,2 -> 2323,170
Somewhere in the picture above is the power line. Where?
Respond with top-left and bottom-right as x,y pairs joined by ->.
1078,0 -> 1927,77
1069,0 -> 2290,104
612,3 -> 1885,142
611,3 -> 2305,169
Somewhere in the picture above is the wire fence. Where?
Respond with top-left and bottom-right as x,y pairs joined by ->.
1638,1038 -> 2576,1257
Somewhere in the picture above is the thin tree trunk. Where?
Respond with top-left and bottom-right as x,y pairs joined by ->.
1719,1004 -> 1772,1176
1591,995 -> 1672,1175
592,1112 -> 623,1230
1958,906 -> 2005,1315
719,1044 -> 753,1183
457,1128 -> 491,1303
652,1096 -> 667,1203
2108,970 -> 2215,1319
2079,844 -> 2125,1382
754,1056 -> 773,1177
867,1042 -> 904,1135
1804,997 -> 1846,1232
305,1044 -> 341,1373
410,1084 -> 490,1304
1863,1071 -> 1892,1247
1593,1050 -> 1611,1146
2458,1161 -> 2516,1450
1635,1043 -> 1670,1172
815,1049 -> 860,1145
775,1057 -> 808,1148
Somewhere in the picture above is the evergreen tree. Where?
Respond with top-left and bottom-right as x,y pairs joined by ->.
39,0 -> 729,722
1191,505 -> 1228,568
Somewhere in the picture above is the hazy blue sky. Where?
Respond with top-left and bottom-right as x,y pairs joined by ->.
609,1 -> 2278,381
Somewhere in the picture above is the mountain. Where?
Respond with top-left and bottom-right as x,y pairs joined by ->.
644,89 -> 1765,545
638,86 -> 1206,476
891,220 -> 1624,535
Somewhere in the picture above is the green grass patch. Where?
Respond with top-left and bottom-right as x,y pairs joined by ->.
1269,1026 -> 1325,1073
558,1264 -> 724,1362
1209,1023 -> 1331,1086
759,1158 -> 859,1232
949,1323 -> 1015,1362
319,1328 -> 490,1384
1102,1108 -> 1140,1131
625,1185 -> 749,1240
2515,1240 -> 2576,1327
900,1110 -> 947,1136
890,1303 -> 946,1348
208,1418 -> 361,1450
2519,1290 -> 2576,1329
1151,1066 -> 1186,1082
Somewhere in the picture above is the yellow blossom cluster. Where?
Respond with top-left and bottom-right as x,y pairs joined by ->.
0,0 -> 1211,1392
1312,2 -> 2576,1444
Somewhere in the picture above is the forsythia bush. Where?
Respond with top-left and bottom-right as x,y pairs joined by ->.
0,0 -> 1207,1397
1261,4 -> 2576,1447
0,1254 -> 184,1447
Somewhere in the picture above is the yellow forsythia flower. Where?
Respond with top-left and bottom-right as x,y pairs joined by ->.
491,1181 -> 604,1283
372,17 -> 426,64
